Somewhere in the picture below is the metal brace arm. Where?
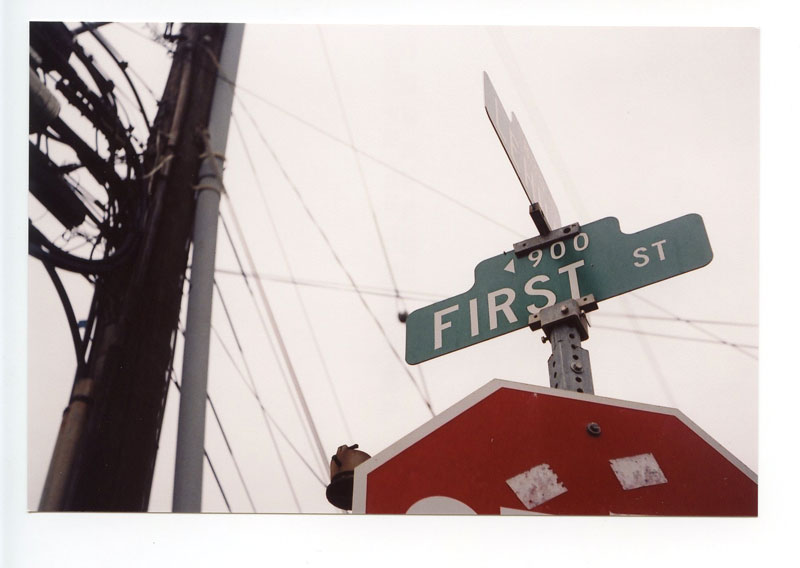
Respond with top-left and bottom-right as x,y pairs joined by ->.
512,220 -> 582,257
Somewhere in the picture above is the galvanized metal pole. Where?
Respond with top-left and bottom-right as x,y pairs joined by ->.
172,23 -> 244,513
537,297 -> 596,395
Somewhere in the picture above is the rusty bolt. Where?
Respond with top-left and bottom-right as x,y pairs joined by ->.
586,422 -> 602,436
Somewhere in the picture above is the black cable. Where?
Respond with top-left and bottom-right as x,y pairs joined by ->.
216,204 -> 331,478
592,324 -> 758,350
204,449 -> 232,512
28,221 -> 136,275
318,26 -> 404,309
231,111 -> 355,440
631,293 -> 758,361
40,260 -> 86,374
210,279 -> 306,508
592,311 -> 757,328
214,267 -> 444,303
84,23 -> 153,131
206,394 -> 257,512
235,98 -> 435,416
224,82 -> 523,236
169,374 -> 233,512
209,327 -> 328,488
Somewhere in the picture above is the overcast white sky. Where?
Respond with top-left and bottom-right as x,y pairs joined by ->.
5,1 -> 800,566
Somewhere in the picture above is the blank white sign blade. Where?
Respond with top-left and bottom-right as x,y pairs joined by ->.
483,72 -> 561,229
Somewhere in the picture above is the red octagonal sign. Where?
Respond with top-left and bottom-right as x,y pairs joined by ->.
353,380 -> 757,516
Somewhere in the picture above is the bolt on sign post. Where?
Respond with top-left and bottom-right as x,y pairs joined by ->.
405,214 -> 712,365
352,380 -> 757,516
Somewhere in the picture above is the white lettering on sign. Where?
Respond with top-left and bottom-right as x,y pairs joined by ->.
558,260 -> 585,299
652,239 -> 667,261
528,233 -> 590,269
550,241 -> 565,259
430,253 -> 589,348
433,305 -> 459,350
406,496 -> 477,515
524,275 -> 556,321
506,463 -> 568,509
633,240 -> 668,268
632,247 -> 649,267
469,298 -> 479,337
488,288 -> 517,330
609,453 -> 668,490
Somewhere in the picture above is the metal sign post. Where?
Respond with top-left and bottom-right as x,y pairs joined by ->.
533,296 -> 597,394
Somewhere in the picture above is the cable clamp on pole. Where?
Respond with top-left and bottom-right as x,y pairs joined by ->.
192,182 -> 226,195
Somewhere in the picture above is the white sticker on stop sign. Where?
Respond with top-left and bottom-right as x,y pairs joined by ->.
506,463 -> 567,509
609,453 -> 668,490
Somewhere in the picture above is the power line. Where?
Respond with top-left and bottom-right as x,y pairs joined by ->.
592,324 -> 759,350
593,311 -> 757,328
179,274 -> 308,511
618,296 -> 677,407
217,211 -> 328,477
221,76 -> 523,237
215,191 -> 333,477
235,95 -> 435,417
115,22 -> 173,53
215,268 -> 760,332
631,293 -> 758,360
214,267 -> 444,303
204,449 -> 231,512
168,376 -> 238,512
231,110 -> 354,441
209,322 -> 328,488
317,27 -> 436,411
210,280 -> 305,510
317,26 -> 404,307
206,388 -> 258,512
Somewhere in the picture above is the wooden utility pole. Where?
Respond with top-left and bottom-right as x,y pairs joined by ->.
39,23 -> 229,511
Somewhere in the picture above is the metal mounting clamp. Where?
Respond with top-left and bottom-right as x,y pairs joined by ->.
531,296 -> 598,395
513,221 -> 582,257
529,295 -> 598,340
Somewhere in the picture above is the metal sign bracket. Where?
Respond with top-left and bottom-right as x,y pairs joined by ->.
512,218 -> 582,257
530,296 -> 598,394
529,203 -> 552,235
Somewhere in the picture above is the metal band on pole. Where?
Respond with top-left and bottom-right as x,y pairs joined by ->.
172,23 -> 245,513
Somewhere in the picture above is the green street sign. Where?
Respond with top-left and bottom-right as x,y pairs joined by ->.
405,214 -> 713,364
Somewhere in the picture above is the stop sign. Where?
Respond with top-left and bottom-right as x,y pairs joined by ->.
352,380 -> 756,515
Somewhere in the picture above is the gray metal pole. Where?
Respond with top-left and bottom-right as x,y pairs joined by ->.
172,23 -> 245,513
536,297 -> 596,395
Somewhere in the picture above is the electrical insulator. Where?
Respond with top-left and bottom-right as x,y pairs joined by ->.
325,443 -> 371,510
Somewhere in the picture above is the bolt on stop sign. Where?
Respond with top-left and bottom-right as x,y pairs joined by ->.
353,380 -> 756,516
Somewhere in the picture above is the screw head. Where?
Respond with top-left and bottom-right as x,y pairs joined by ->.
560,305 -> 569,314
586,422 -> 602,437
571,361 -> 584,372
